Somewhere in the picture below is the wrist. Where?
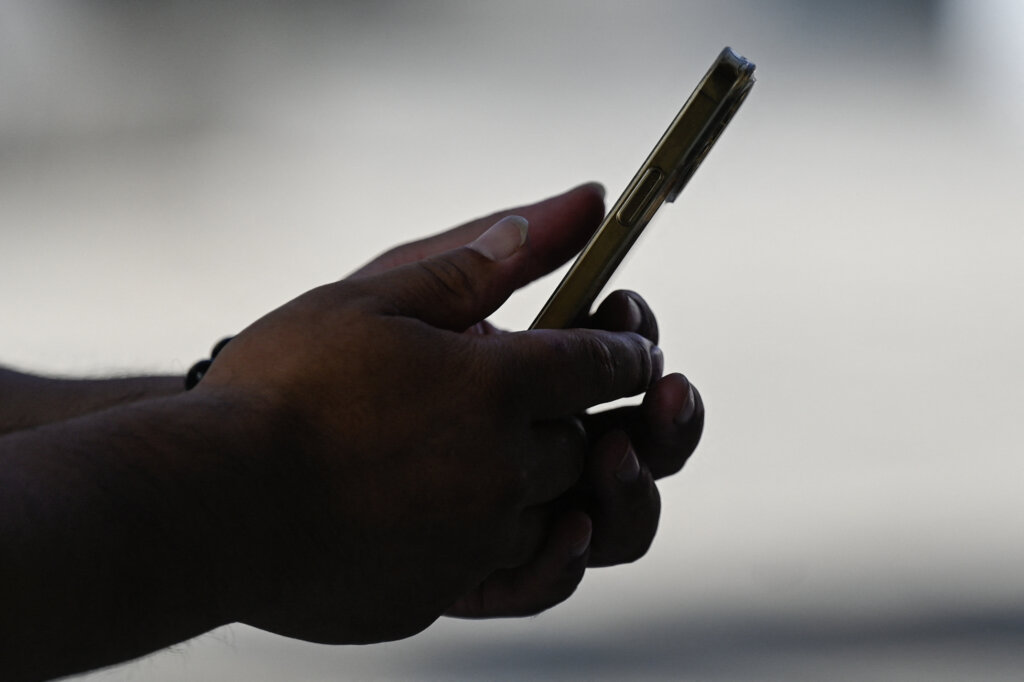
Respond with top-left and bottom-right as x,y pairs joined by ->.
175,387 -> 315,625
0,389 -> 295,675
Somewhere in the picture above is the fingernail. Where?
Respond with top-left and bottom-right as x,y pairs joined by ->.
615,443 -> 641,483
650,345 -> 664,385
569,522 -> 593,558
675,383 -> 697,426
624,295 -> 643,332
467,215 -> 529,261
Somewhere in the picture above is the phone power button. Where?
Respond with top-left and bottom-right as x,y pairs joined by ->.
616,168 -> 665,227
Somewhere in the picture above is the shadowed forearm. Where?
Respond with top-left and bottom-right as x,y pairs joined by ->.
0,368 -> 183,436
0,391 -> 285,681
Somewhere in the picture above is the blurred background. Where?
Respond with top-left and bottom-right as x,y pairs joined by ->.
2,1 -> 1022,680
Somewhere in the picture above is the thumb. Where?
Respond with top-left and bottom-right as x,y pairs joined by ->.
369,215 -> 530,330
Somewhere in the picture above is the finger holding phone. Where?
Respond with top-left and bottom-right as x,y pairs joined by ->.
355,48 -> 755,617
0,49 -> 753,681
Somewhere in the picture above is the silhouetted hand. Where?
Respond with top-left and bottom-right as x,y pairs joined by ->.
199,199 -> 659,643
348,184 -> 704,618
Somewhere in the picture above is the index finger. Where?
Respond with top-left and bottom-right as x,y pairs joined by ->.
587,290 -> 660,345
499,328 -> 661,418
348,183 -> 605,279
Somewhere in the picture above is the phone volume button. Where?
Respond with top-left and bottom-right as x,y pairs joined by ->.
616,168 -> 664,227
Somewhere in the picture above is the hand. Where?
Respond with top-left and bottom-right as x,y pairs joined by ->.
578,290 -> 705,567
197,210 -> 659,644
445,291 -> 703,618
345,184 -> 703,617
348,182 -> 607,282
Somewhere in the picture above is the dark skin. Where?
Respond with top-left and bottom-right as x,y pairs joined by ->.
351,186 -> 704,602
0,371 -> 182,437
0,184 -> 703,680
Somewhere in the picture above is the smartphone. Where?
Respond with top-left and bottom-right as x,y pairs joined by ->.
530,47 -> 756,330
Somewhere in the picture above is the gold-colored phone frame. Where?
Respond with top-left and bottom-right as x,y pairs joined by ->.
530,47 -> 756,330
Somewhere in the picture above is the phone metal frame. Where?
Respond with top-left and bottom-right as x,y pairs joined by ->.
530,47 -> 756,330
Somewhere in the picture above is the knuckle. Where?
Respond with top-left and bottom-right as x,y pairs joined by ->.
579,333 -> 620,390
414,254 -> 475,300
556,330 -> 652,400
600,331 -> 651,396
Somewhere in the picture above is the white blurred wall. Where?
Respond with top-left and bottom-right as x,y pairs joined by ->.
2,2 -> 1023,680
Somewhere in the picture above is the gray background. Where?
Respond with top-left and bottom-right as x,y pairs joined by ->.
2,1 -> 1022,680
